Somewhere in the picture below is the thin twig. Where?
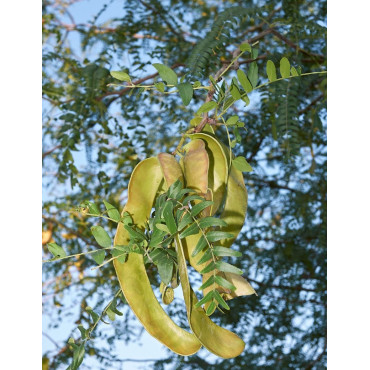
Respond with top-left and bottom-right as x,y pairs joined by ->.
42,145 -> 61,160
43,331 -> 61,349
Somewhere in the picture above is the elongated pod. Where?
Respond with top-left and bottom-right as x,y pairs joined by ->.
202,143 -> 253,309
158,153 -> 184,185
174,234 -> 246,358
219,164 -> 248,246
113,158 -> 201,356
181,139 -> 209,195
187,133 -> 228,215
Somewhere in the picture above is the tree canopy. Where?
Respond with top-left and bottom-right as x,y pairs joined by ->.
42,0 -> 327,368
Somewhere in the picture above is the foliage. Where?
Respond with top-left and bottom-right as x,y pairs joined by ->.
42,0 -> 327,369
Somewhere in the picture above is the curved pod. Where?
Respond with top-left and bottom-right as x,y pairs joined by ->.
175,234 -> 246,358
113,157 -> 201,356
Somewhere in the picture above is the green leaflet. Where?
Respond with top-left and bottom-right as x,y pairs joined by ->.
206,301 -> 217,316
206,231 -> 234,242
194,290 -> 214,308
237,69 -> 253,93
199,275 -> 216,290
111,249 -> 127,263
247,61 -> 258,88
179,222 -> 199,238
157,258 -> 174,285
91,226 -> 112,248
192,235 -> 207,257
103,200 -> 121,222
153,63 -> 178,85
213,246 -> 241,257
178,82 -> 193,106
71,343 -> 85,370
200,261 -> 217,274
190,200 -> 213,217
196,248 -> 213,264
110,71 -> 131,81
197,216 -> 227,229
162,201 -> 177,234
214,275 -> 236,291
291,66 -> 298,76
232,156 -> 253,172
91,250 -> 105,265
183,194 -> 205,204
47,243 -> 66,258
155,223 -> 170,234
177,212 -> 193,231
266,60 -> 277,82
85,201 -> 100,215
155,82 -> 165,92
215,261 -> 243,275
197,101 -> 217,115
280,57 -> 291,79
230,83 -> 241,100
240,42 -> 251,52
213,290 -> 230,310
226,115 -> 239,126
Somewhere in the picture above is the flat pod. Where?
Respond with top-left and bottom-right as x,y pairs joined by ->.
219,143 -> 248,247
158,153 -> 184,185
179,140 -> 211,268
202,143 -> 252,307
113,157 -> 201,356
158,153 -> 245,356
180,133 -> 230,273
175,234 -> 246,358
187,133 -> 229,216
181,139 -> 209,195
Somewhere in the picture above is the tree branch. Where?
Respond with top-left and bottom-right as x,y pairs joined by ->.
247,277 -> 323,293
138,0 -> 183,39
304,336 -> 327,369
270,29 -> 325,62
59,23 -> 166,41
42,145 -> 61,160
42,215 -> 100,248
98,62 -> 185,102
43,331 -> 61,349
248,178 -> 302,193
298,93 -> 325,115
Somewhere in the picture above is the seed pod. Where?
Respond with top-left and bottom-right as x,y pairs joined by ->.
174,234 -> 246,358
158,153 -> 184,186
162,286 -> 175,305
187,133 -> 229,215
181,139 -> 209,195
113,157 -> 201,356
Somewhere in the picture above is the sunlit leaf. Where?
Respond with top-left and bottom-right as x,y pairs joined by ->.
91,226 -> 112,248
91,250 -> 105,265
266,60 -> 277,82
153,63 -> 178,85
178,82 -> 193,106
247,62 -> 258,87
215,261 -> 243,275
103,200 -> 120,222
197,101 -> 217,115
47,243 -> 66,258
232,156 -> 253,172
237,69 -> 253,93
280,57 -> 291,78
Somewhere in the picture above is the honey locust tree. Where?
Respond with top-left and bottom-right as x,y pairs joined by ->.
42,0 -> 327,369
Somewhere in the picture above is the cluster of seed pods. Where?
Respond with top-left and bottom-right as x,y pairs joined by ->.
113,132 -> 255,358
